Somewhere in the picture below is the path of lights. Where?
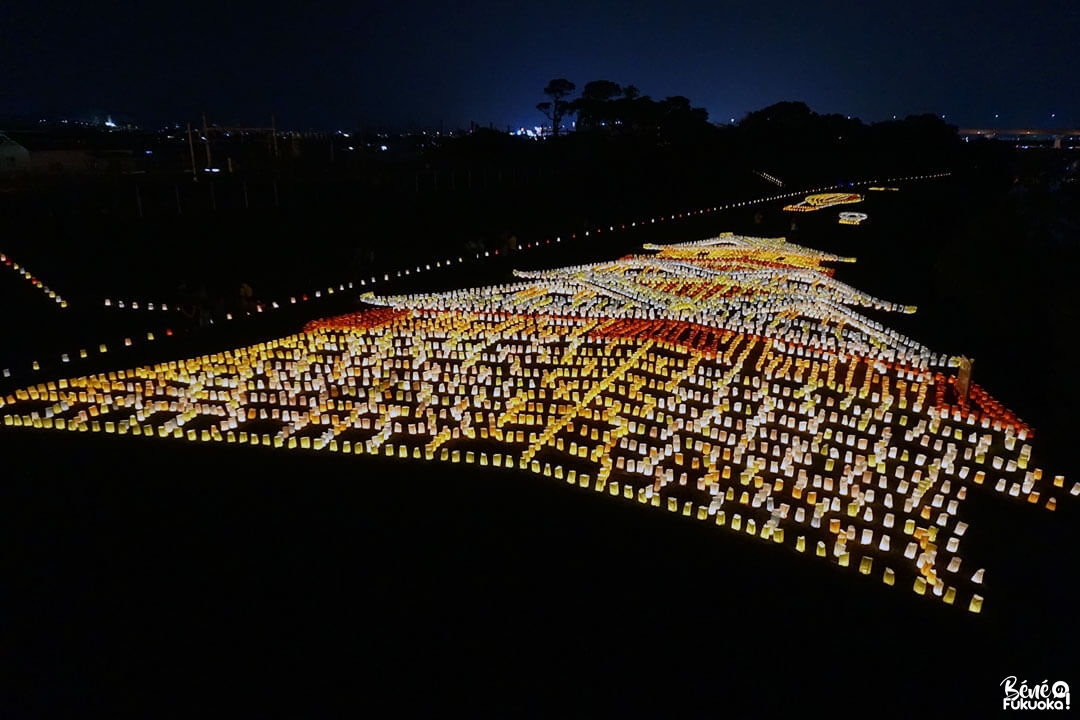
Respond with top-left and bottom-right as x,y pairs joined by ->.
0,251 -> 67,308
1,232 -> 1069,614
2,172 -> 948,380
783,192 -> 864,213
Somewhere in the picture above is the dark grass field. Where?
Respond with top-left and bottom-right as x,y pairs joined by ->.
1,173 -> 1078,717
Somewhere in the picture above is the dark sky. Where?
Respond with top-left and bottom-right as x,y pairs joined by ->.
2,0 -> 1077,131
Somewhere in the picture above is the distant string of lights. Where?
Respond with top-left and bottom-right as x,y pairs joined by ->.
753,170 -> 785,187
100,172 -> 949,316
3,172 -> 949,381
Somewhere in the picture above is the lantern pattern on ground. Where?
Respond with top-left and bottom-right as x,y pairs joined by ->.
838,212 -> 869,226
0,233 -> 1066,614
783,193 -> 864,213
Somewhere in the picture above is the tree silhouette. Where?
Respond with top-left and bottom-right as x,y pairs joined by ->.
656,96 -> 710,143
582,80 -> 622,102
536,78 -> 576,137
575,80 -> 623,131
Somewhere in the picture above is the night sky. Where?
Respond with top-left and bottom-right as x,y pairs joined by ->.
2,0 -> 1077,131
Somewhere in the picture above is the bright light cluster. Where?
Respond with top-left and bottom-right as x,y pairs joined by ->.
839,212 -> 869,226
0,233 -> 1069,614
367,234 -> 933,368
1,252 -> 67,307
783,193 -> 864,213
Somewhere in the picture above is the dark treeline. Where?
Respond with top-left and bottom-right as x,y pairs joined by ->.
2,89 -> 1015,211
427,81 -> 1016,222
526,78 -> 1009,184
3,90 -> 1007,192
0,90 -> 1024,323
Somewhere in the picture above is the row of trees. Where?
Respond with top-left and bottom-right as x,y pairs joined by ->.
535,80 -> 962,155
536,79 -> 709,139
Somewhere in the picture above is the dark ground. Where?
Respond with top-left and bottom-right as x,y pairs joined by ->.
1,164 -> 1078,717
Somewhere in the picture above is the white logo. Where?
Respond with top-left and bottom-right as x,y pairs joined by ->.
1002,677 -> 1071,711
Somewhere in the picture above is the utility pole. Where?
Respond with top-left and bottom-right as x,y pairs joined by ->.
271,113 -> 279,159
202,112 -> 213,169
187,123 -> 198,181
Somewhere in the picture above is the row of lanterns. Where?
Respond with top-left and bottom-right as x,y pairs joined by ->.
0,251 -> 67,308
